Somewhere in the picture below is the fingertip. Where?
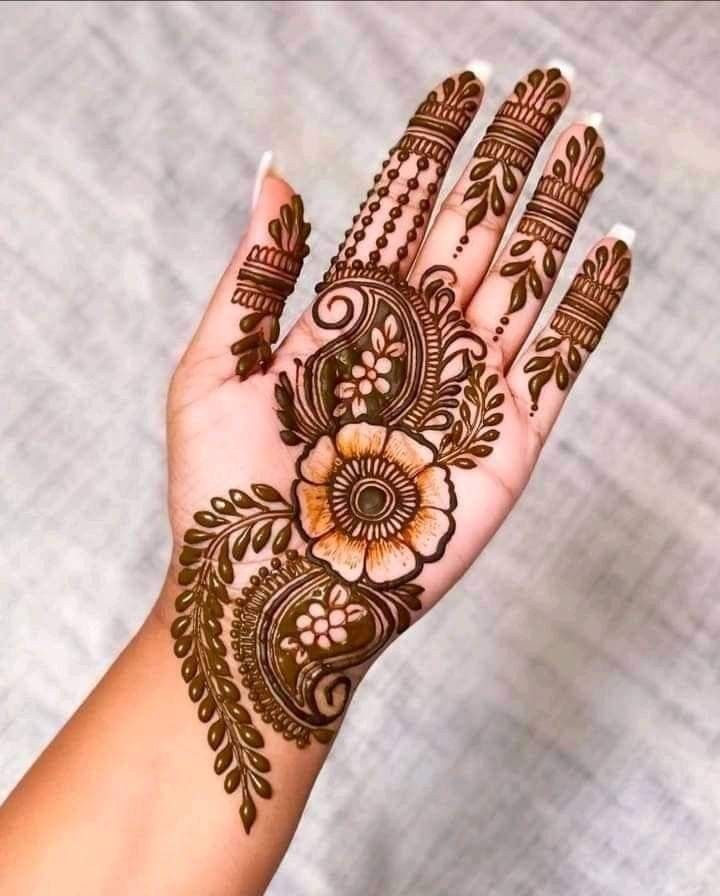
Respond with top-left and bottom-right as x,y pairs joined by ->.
607,222 -> 636,249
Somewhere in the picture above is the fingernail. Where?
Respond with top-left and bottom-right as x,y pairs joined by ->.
608,223 -> 636,248
251,149 -> 274,211
546,58 -> 576,85
465,59 -> 493,86
580,111 -> 603,129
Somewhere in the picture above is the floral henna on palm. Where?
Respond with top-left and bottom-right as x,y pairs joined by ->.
455,67 -> 568,258
172,75 -> 506,833
495,126 -> 604,340
523,239 -> 631,413
232,195 -> 310,379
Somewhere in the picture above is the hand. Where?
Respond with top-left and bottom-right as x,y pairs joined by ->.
166,66 -> 632,832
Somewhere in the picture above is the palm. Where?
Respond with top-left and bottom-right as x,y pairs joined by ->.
166,66 -> 631,831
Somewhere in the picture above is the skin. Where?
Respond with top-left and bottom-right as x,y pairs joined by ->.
0,66 -> 631,895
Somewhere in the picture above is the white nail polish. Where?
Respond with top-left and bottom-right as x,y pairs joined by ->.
546,58 -> 575,85
608,223 -> 636,248
251,149 -> 274,211
580,111 -> 603,129
465,59 -> 493,85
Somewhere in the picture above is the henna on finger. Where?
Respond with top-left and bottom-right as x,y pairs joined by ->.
454,67 -> 568,258
232,195 -> 310,379
320,70 -> 483,285
492,124 -> 604,341
522,237 -> 632,415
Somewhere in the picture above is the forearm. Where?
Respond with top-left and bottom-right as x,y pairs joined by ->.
0,574 -> 329,896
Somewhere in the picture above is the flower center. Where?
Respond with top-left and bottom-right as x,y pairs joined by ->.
329,456 -> 419,541
351,480 -> 394,520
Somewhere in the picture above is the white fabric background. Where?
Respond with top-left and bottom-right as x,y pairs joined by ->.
2,2 -> 719,893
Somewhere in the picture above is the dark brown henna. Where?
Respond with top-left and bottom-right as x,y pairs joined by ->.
494,127 -> 604,340
320,71 -> 482,284
523,239 -> 631,412
455,68 -> 567,257
232,195 -> 310,379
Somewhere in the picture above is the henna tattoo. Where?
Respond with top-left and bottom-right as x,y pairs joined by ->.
321,71 -> 481,284
171,485 -> 294,831
495,126 -> 604,340
174,255 -> 505,829
523,239 -> 631,412
455,68 -> 567,258
232,195 -> 310,379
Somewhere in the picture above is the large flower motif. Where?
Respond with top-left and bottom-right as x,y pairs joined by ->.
294,422 -> 456,586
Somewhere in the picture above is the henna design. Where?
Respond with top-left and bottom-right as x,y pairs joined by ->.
173,78 -> 521,834
495,127 -> 604,340
320,71 -> 481,284
232,196 -> 310,379
523,240 -> 631,412
174,258 -> 505,829
455,68 -> 567,258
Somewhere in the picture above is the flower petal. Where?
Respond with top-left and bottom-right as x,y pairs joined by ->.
296,481 -> 334,539
384,314 -> 399,340
336,422 -> 387,460
362,348 -> 377,367
299,630 -> 315,646
328,583 -> 350,607
400,506 -> 451,558
345,603 -> 367,622
375,357 -> 392,375
328,608 -> 346,626
352,365 -> 367,379
308,601 -> 325,618
311,530 -> 367,582
416,464 -> 453,510
316,634 -> 331,650
296,614 -> 312,630
358,378 -> 373,395
335,381 -> 356,399
384,429 -> 434,476
299,435 -> 338,485
329,626 -> 348,644
365,537 -> 417,584
375,377 -> 390,394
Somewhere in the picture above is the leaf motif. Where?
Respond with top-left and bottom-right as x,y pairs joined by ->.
272,523 -> 291,555
535,336 -> 562,351
218,538 -> 234,585
555,358 -> 570,390
252,484 -> 284,504
466,197 -> 489,230
524,355 -> 553,372
252,521 -> 272,553
529,368 -> 554,406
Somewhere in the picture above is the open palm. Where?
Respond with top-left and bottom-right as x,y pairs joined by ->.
165,66 -> 632,831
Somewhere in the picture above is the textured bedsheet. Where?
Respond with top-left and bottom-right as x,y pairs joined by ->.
2,2 -> 719,893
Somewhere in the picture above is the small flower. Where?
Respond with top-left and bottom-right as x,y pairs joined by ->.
333,315 -> 405,418
280,583 -> 367,665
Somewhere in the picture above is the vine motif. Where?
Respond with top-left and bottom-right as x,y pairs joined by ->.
171,485 -> 293,831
